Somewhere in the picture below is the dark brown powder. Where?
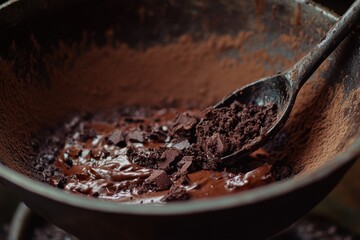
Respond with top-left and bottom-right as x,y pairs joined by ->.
196,101 -> 277,158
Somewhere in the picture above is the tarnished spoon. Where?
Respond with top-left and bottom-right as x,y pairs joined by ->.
213,0 -> 360,160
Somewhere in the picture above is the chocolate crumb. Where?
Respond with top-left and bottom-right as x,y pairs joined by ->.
128,147 -> 162,168
57,178 -> 68,189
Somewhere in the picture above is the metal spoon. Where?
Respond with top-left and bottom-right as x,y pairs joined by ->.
213,0 -> 360,161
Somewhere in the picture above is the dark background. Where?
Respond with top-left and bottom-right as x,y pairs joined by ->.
316,0 -> 354,14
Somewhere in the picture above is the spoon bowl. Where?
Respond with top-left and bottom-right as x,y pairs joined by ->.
215,74 -> 293,159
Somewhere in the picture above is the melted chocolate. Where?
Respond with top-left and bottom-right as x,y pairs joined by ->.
36,106 -> 280,204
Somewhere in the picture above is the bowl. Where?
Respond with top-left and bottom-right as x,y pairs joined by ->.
0,0 -> 359,239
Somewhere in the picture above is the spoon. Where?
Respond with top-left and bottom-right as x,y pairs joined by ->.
212,0 -> 360,161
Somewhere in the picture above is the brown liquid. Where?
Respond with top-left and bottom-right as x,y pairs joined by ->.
49,108 -> 275,203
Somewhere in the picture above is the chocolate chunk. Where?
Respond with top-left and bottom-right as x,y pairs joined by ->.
146,170 -> 172,191
181,156 -> 194,162
162,186 -> 189,202
57,178 -> 68,189
171,112 -> 199,138
158,149 -> 180,170
107,130 -> 126,146
172,140 -> 190,150
178,156 -> 195,173
149,127 -> 168,142
64,159 -> 73,168
180,161 -> 193,173
172,171 -> 190,185
206,133 -> 229,157
175,112 -> 198,130
127,129 -> 145,143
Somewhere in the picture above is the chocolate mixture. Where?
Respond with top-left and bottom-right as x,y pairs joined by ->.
26,26 -> 350,203
20,27 -> 337,205
34,101 -> 283,203
24,30 -> 308,204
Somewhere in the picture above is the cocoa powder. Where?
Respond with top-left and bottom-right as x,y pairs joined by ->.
0,29 -> 358,186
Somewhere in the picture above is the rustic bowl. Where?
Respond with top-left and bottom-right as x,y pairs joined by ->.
0,0 -> 359,239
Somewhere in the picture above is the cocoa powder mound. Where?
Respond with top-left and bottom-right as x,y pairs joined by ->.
282,86 -> 360,175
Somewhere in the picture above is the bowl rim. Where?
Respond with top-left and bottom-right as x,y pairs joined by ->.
0,0 -> 359,216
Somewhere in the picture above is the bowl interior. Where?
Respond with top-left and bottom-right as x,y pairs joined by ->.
0,0 -> 359,193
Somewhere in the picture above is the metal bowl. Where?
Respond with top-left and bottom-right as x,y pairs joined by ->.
0,0 -> 359,239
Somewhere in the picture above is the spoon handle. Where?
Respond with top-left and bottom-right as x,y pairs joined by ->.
285,0 -> 360,92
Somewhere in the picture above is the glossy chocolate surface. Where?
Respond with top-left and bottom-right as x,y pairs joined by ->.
37,107 -> 279,203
